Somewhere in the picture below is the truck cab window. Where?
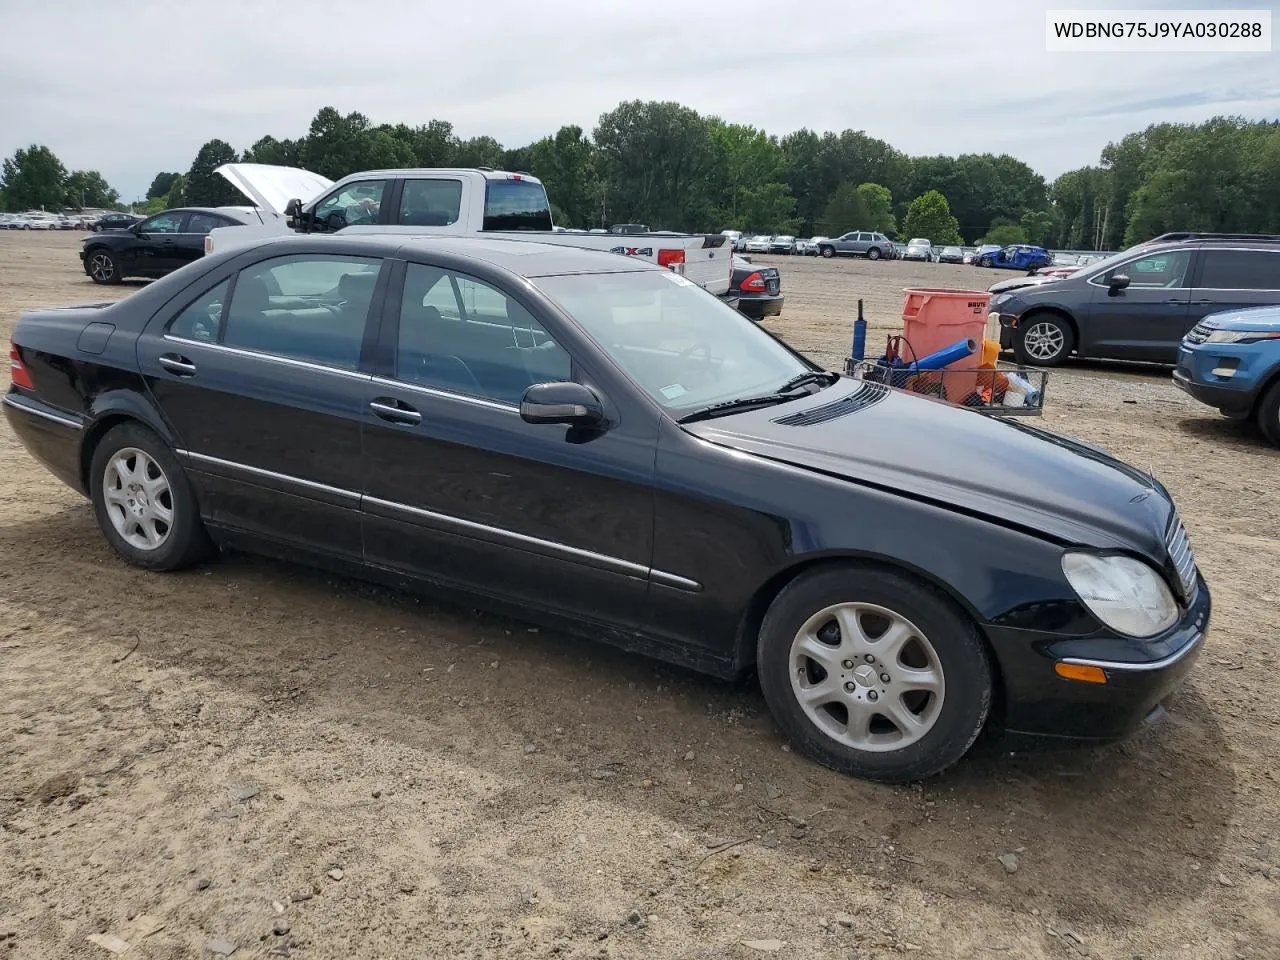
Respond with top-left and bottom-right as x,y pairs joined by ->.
310,180 -> 387,231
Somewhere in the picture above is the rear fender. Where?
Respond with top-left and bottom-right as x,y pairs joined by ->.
80,390 -> 181,490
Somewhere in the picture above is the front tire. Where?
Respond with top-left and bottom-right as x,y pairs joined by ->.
90,423 -> 210,571
86,249 -> 122,285
1014,313 -> 1074,366
757,565 -> 992,782
979,255 -> 992,267
820,246 -> 835,259
1256,379 -> 1280,446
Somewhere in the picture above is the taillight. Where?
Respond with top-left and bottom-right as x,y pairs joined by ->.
9,341 -> 34,390
657,248 -> 685,273
740,271 -> 767,293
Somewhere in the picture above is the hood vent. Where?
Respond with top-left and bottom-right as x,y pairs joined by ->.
773,381 -> 888,426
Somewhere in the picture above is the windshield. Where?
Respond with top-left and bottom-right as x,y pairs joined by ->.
533,270 -> 811,413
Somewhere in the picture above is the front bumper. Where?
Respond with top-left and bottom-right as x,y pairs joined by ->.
736,294 -> 784,320
988,572 -> 1209,742
1172,342 -> 1270,415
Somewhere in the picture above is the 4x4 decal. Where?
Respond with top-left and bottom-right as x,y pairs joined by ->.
609,246 -> 653,257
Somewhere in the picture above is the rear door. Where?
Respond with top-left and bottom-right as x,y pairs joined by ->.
1190,248 -> 1280,319
1082,248 -> 1197,361
359,259 -> 657,629
137,250 -> 388,556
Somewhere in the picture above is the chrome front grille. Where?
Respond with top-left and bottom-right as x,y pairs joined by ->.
1183,322 -> 1210,345
1166,513 -> 1198,598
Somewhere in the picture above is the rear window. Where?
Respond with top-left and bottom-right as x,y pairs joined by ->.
483,179 -> 553,231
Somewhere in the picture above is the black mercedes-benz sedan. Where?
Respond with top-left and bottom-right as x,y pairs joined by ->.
4,235 -> 1209,782
80,206 -> 262,285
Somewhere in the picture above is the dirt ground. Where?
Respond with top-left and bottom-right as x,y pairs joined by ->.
1,232 -> 1277,960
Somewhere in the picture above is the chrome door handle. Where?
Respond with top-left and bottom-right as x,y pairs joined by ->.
158,353 -> 197,376
369,399 -> 422,425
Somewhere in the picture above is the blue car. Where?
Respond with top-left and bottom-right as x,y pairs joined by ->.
1173,305 -> 1280,445
976,244 -> 1053,271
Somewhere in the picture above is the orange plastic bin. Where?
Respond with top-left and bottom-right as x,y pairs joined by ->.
900,288 -> 991,401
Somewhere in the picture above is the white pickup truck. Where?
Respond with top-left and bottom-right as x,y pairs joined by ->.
206,163 -> 733,298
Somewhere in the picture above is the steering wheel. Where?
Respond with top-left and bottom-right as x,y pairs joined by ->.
678,342 -> 720,382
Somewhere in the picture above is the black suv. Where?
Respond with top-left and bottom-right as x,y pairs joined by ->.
992,234 -> 1280,365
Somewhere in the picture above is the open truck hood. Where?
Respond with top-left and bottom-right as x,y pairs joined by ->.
215,163 -> 334,218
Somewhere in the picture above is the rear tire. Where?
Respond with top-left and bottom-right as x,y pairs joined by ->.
821,246 -> 835,259
1014,313 -> 1074,366
757,564 -> 992,783
90,422 -> 211,571
867,247 -> 881,261
1256,380 -> 1280,446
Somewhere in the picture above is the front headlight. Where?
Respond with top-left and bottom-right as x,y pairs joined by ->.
1205,329 -> 1280,344
1061,552 -> 1178,638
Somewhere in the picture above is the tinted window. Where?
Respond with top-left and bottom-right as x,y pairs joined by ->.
1197,250 -> 1280,290
1105,250 -> 1192,288
397,263 -> 570,403
187,213 -> 230,234
312,180 -> 386,230
399,179 -> 463,227
139,212 -> 186,234
482,179 -> 553,231
222,255 -> 381,370
168,279 -> 229,342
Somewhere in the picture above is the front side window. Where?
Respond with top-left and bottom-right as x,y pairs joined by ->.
1197,250 -> 1280,290
222,255 -> 382,370
1103,250 -> 1192,288
397,262 -> 570,403
311,180 -> 386,230
534,270 -> 809,414
399,179 -> 462,227
168,278 -> 230,342
139,212 -> 186,234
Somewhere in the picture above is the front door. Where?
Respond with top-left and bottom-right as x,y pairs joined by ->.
132,210 -> 189,274
360,260 -> 656,630
137,251 -> 387,557
1082,248 -> 1197,361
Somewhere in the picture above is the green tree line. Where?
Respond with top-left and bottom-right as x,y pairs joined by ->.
5,105 -> 1278,249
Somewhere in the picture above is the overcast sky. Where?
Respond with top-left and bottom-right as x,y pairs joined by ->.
1,0 -> 1277,202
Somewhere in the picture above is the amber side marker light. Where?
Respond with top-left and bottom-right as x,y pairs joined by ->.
1055,662 -> 1108,684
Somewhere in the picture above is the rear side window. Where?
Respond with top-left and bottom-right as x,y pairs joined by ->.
221,255 -> 382,370
187,213 -> 230,235
1197,250 -> 1280,290
168,279 -> 230,342
483,179 -> 553,231
399,179 -> 462,227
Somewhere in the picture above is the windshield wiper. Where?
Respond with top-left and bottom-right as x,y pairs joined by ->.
677,392 -> 800,424
776,370 -> 839,393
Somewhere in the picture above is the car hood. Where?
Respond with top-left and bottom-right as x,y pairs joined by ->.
1199,304 -> 1280,331
989,274 -> 1058,295
215,163 -> 334,217
682,382 -> 1171,556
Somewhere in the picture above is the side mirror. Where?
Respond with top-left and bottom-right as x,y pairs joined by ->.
1108,273 -> 1131,294
284,198 -> 301,217
520,382 -> 603,427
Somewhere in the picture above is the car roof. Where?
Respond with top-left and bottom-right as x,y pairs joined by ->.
249,234 -> 661,279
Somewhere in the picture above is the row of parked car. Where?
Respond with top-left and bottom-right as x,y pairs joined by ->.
0,211 -> 143,231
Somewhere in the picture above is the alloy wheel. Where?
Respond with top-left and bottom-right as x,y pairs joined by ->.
102,447 -> 174,551
789,602 -> 945,752
89,252 -> 115,282
1023,321 -> 1066,362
